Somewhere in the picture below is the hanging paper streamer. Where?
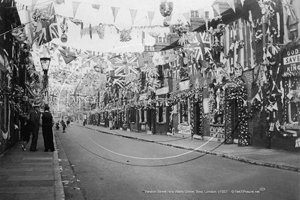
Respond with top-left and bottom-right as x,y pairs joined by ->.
97,24 -> 105,39
73,1 -> 81,18
111,7 -> 120,22
148,11 -> 155,26
129,9 -> 137,25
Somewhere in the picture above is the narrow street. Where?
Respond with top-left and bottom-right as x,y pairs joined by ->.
56,125 -> 300,200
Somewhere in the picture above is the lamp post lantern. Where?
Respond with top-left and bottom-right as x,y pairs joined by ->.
40,56 -> 51,103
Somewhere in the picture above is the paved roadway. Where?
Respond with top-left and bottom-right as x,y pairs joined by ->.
56,125 -> 300,200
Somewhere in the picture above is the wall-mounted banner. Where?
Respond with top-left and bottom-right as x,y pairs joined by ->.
282,43 -> 300,77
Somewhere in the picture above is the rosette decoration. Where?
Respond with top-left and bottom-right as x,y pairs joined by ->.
11,25 -> 27,43
160,0 -> 173,17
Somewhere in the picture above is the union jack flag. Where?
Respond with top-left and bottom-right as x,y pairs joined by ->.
282,0 -> 297,20
108,54 -> 139,88
32,15 -> 59,46
190,32 -> 211,62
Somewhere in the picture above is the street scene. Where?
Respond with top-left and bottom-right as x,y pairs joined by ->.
0,0 -> 300,199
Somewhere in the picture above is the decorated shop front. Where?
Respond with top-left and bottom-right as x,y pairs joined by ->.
169,78 -> 204,137
280,42 -> 300,148
154,87 -> 170,135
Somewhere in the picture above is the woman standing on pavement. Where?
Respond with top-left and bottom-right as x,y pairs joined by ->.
42,105 -> 55,152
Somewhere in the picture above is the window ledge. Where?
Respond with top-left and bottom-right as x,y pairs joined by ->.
157,122 -> 166,125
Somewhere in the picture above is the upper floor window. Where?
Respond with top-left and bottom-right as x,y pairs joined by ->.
191,10 -> 199,18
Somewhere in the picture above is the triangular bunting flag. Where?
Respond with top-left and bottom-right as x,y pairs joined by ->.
273,102 -> 278,111
225,0 -> 236,12
31,0 -> 38,11
129,9 -> 137,25
58,48 -> 77,64
111,7 -> 120,22
147,11 -> 155,26
240,0 -> 245,6
73,1 -> 81,18
182,12 -> 190,21
212,3 -> 221,15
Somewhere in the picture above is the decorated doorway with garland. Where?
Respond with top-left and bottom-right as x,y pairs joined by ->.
224,79 -> 250,146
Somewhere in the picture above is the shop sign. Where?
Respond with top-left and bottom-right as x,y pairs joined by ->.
282,45 -> 300,74
156,87 -> 169,95
179,80 -> 190,91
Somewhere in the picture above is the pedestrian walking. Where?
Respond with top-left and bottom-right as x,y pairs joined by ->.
42,105 -> 55,152
61,120 -> 66,133
20,113 -> 30,151
29,104 -> 41,152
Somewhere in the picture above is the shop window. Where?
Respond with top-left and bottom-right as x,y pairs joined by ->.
157,106 -> 166,123
209,86 -> 225,125
179,101 -> 188,124
287,78 -> 300,123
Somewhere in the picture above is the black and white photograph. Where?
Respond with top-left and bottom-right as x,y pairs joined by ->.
0,0 -> 299,199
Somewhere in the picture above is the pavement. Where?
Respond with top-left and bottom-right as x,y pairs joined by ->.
0,129 -> 64,200
0,122 -> 299,200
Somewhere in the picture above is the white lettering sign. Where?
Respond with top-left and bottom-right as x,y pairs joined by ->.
287,64 -> 300,72
179,80 -> 190,91
156,87 -> 169,95
283,55 -> 300,65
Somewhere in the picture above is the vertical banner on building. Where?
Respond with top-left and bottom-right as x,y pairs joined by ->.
282,43 -> 300,76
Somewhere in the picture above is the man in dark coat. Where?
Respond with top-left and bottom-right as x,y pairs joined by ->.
42,105 -> 55,152
29,104 -> 41,151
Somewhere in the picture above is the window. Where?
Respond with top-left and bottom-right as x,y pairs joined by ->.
288,78 -> 300,123
191,10 -> 199,18
159,37 -> 162,43
163,69 -> 169,87
139,108 -> 147,123
157,106 -> 166,123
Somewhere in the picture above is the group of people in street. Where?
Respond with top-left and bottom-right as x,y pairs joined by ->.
20,104 -> 55,152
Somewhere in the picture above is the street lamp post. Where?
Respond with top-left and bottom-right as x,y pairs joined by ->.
40,57 -> 51,104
